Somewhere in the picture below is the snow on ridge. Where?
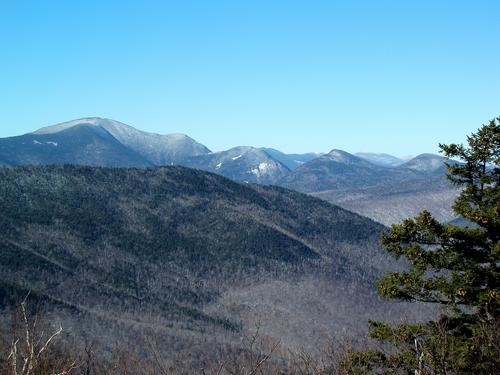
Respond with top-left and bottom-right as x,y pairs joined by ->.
33,118 -> 202,149
232,155 -> 242,161
33,117 -> 104,135
166,133 -> 190,140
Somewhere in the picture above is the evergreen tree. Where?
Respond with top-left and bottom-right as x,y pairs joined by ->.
344,118 -> 499,374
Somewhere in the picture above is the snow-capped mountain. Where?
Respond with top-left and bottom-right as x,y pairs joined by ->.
0,120 -> 153,167
34,117 -> 211,165
0,118 -> 289,184
181,146 -> 290,184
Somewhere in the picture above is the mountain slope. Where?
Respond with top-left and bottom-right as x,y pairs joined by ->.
312,174 -> 459,225
0,124 -> 153,167
400,153 -> 448,173
0,165 -> 413,353
34,117 -> 211,165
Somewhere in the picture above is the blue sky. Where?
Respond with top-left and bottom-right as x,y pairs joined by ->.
1,1 -> 499,156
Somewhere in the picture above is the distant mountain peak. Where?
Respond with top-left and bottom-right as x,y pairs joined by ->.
326,149 -> 349,157
355,152 -> 405,167
33,117 -> 110,134
415,153 -> 445,159
401,153 -> 447,173
222,146 -> 280,161
228,145 -> 257,154
324,149 -> 363,164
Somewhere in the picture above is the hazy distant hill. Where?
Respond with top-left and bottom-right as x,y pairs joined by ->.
0,165 -> 425,353
355,152 -> 405,167
279,150 -> 459,225
400,153 -> 448,173
312,174 -> 459,225
278,149 -> 416,193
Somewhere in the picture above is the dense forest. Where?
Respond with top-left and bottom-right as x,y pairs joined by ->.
0,164 -> 431,373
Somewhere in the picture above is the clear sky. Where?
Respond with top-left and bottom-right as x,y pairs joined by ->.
1,1 -> 499,156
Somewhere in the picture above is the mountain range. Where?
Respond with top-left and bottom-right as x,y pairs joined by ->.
0,117 -> 459,225
279,150 -> 458,225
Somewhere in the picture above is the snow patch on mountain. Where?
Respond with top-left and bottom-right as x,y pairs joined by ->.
32,140 -> 58,147
251,162 -> 273,176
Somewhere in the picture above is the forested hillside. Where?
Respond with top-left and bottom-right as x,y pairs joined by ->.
0,165 -> 428,362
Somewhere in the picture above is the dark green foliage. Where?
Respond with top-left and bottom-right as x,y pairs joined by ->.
347,118 -> 500,374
